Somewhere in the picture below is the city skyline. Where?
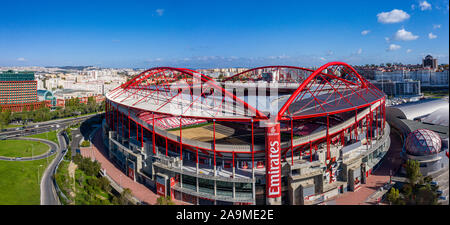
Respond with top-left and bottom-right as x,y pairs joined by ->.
0,0 -> 449,68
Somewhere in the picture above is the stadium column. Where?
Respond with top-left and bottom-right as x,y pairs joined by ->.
251,119 -> 255,177
165,136 -> 168,156
121,109 -> 124,143
232,152 -> 235,177
383,98 -> 386,132
370,106 -> 373,145
196,147 -> 198,174
375,105 -> 380,138
309,141 -> 313,162
152,112 -> 156,154
179,116 -> 183,163
355,109 -> 358,141
290,117 -> 294,164
136,118 -> 139,143
326,113 -> 330,160
128,109 -> 130,140
232,152 -> 235,199
265,121 -> 281,205
213,119 -> 216,176
105,101 -> 108,126
141,123 -> 143,149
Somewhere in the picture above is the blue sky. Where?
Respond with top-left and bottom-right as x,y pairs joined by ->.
0,0 -> 448,68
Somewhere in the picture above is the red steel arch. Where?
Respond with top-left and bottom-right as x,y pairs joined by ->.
108,67 -> 267,119
277,61 -> 384,121
108,63 -> 385,123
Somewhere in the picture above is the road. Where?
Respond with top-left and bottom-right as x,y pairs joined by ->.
40,130 -> 68,205
71,129 -> 83,158
0,113 -> 100,138
0,113 -> 102,205
0,137 -> 58,161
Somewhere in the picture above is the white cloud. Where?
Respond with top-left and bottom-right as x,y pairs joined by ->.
361,30 -> 370,35
419,1 -> 432,11
406,49 -> 413,53
357,48 -> 363,55
377,9 -> 410,24
319,57 -> 326,61
388,44 -> 401,51
384,37 -> 390,43
155,9 -> 164,16
411,4 -> 416,10
394,28 -> 419,41
17,57 -> 26,61
433,24 -> 441,29
428,32 -> 437,39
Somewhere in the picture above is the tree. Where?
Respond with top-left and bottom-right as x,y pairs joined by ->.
113,188 -> 132,205
405,160 -> 421,188
387,187 -> 400,205
156,196 -> 175,205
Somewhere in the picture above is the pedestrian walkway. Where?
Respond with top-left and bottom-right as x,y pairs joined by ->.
332,133 -> 403,205
80,128 -> 187,205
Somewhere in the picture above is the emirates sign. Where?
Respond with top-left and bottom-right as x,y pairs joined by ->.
265,123 -> 281,198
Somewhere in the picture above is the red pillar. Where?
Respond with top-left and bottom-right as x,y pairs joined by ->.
179,116 -> 183,160
136,120 -> 139,143
141,124 -> 143,148
326,114 -> 330,160
121,110 -> 124,138
251,119 -> 254,169
165,135 -> 168,156
232,152 -> 235,171
354,110 -> 358,141
105,101 -> 108,125
213,119 -> 216,167
383,99 -> 386,131
290,118 -> 294,165
152,112 -> 156,154
128,109 -> 131,140
309,141 -> 312,162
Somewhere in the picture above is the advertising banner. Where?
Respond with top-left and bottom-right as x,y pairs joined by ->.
265,123 -> 281,198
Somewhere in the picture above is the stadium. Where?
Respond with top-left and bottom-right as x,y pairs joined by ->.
102,61 -> 391,205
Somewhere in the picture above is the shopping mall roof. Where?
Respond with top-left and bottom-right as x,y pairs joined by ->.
399,119 -> 449,139
421,107 -> 449,127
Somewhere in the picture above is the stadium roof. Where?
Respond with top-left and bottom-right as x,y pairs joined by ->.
106,62 -> 385,121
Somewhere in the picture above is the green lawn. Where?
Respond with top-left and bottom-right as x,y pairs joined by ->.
4,124 -> 24,129
26,130 -> 59,146
0,140 -> 50,158
0,155 -> 55,205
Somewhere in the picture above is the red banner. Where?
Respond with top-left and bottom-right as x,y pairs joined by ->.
265,123 -> 281,198
156,182 -> 166,196
127,167 -> 135,181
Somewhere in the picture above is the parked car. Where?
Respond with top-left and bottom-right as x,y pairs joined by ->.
438,196 -> 447,200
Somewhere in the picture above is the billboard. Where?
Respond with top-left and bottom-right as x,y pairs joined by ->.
127,159 -> 135,181
265,123 -> 281,198
156,175 -> 166,196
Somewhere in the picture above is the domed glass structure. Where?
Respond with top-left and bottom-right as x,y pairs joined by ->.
405,129 -> 441,156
